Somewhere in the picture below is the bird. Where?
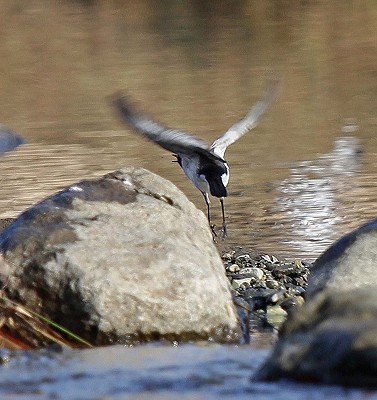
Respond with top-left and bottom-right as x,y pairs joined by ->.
112,78 -> 278,238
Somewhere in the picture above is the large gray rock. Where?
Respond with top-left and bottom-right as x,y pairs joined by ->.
0,167 -> 239,345
255,219 -> 377,388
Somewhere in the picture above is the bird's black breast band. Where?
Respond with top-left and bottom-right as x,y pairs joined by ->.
198,156 -> 228,198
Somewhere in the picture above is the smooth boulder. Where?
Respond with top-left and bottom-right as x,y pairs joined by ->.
0,167 -> 239,345
255,218 -> 377,388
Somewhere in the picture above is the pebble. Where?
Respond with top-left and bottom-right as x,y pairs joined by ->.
235,254 -> 252,267
280,296 -> 305,311
221,253 -> 233,263
221,249 -> 312,331
293,277 -> 306,286
260,254 -> 279,264
266,279 -> 280,289
228,263 -> 240,273
266,291 -> 284,305
232,278 -> 251,290
238,267 -> 265,280
266,305 -> 287,327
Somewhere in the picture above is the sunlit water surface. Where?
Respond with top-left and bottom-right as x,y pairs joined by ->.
1,1 -> 377,261
1,2 -> 377,398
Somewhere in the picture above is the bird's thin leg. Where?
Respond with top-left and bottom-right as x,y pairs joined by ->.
202,192 -> 211,224
220,197 -> 227,238
202,192 -> 217,237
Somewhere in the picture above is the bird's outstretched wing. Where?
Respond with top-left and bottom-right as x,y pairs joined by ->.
210,77 -> 279,158
113,95 -> 224,161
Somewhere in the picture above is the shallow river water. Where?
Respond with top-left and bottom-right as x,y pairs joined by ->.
1,1 -> 377,398
1,344 -> 375,400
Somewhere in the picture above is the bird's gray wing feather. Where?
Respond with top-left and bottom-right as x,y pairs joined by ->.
113,96 -> 224,161
210,78 -> 279,158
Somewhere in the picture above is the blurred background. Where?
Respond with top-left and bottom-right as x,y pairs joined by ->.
0,0 -> 376,260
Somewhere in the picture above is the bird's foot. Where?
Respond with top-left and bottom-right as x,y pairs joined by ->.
210,224 -> 227,241
211,224 -> 218,240
220,224 -> 227,239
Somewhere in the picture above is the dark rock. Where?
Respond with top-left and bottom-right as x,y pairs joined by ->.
0,167 -> 239,345
0,219 -> 15,233
285,284 -> 304,296
291,277 -> 305,286
243,289 -> 285,311
265,279 -> 280,289
255,219 -> 377,388
254,289 -> 377,388
235,254 -> 252,268
280,296 -> 304,312
0,125 -> 25,154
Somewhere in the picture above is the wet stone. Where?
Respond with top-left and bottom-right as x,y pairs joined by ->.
231,278 -> 251,290
286,284 -> 305,296
266,279 -> 280,289
253,281 -> 267,289
249,296 -> 268,311
292,277 -> 306,286
266,291 -> 285,305
221,253 -> 234,263
272,263 -> 307,278
280,296 -> 305,312
295,286 -> 306,295
235,254 -> 252,268
259,254 -> 280,264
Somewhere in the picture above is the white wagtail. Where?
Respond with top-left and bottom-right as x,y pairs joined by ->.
113,78 -> 278,237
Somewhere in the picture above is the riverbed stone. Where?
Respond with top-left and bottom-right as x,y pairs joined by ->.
231,278 -> 251,290
0,124 -> 25,154
255,288 -> 377,387
227,263 -> 240,273
239,267 -> 265,281
0,167 -> 239,346
255,218 -> 377,388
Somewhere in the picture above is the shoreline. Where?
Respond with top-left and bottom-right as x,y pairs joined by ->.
218,246 -> 311,336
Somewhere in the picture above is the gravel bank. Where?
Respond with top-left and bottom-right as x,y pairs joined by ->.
220,247 -> 311,335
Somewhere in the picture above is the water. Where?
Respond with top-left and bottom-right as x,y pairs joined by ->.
1,1 -> 377,397
1,1 -> 377,261
0,344 -> 374,400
